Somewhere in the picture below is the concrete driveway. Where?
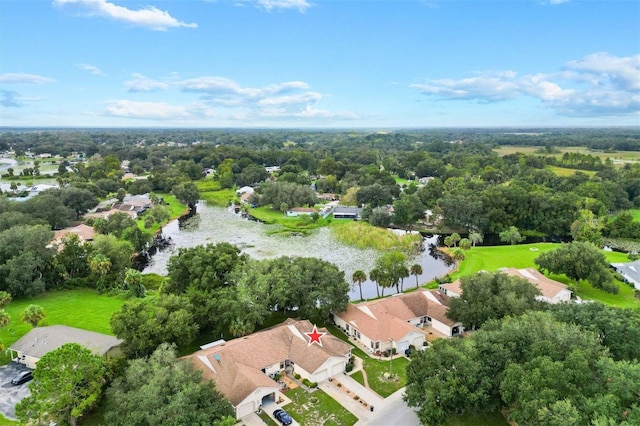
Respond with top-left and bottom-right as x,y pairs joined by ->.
0,362 -> 32,420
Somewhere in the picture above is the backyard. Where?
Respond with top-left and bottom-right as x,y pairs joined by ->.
451,243 -> 639,309
0,289 -> 124,364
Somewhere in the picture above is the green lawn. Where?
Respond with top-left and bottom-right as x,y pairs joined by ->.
452,243 -> 640,309
0,414 -> 19,425
285,388 -> 358,426
452,243 -> 559,278
0,289 -> 125,362
350,370 -> 364,386
324,325 -> 409,397
547,166 -> 596,177
631,209 -> 640,222
258,411 -> 279,426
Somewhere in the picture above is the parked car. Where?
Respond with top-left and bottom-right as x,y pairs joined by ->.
273,408 -> 293,425
11,370 -> 33,385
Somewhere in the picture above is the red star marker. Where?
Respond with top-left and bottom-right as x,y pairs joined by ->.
306,324 -> 326,347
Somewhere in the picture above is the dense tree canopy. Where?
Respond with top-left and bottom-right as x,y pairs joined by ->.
446,271 -> 543,330
110,294 -> 199,358
16,343 -> 107,426
534,241 -> 617,293
405,311 -> 640,426
105,343 -> 234,426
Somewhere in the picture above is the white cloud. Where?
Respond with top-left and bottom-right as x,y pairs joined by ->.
411,53 -> 640,117
256,0 -> 311,12
77,63 -> 106,76
105,75 -> 357,123
0,73 -> 54,84
566,52 -> 640,90
179,76 -> 321,107
125,74 -> 170,92
53,0 -> 197,31
105,100 -> 192,119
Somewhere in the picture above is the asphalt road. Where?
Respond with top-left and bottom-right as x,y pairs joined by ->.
366,394 -> 420,426
0,362 -> 32,420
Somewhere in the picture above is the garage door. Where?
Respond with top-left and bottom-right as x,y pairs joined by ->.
397,340 -> 409,353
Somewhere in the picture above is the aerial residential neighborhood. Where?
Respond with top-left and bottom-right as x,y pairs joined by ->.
1,0 -> 639,424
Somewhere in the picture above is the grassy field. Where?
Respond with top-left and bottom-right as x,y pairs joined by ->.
195,178 -> 237,206
493,146 -> 640,166
0,289 -> 125,362
547,166 -> 596,176
285,388 -> 358,426
0,414 -> 18,425
631,209 -> 640,221
135,193 -> 189,234
331,221 -> 422,252
451,243 -> 640,309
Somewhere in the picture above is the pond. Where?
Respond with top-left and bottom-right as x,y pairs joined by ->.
143,202 -> 455,300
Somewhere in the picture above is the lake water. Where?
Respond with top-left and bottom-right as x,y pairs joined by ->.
143,202 -> 454,300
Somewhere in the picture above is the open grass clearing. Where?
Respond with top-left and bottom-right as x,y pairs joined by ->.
285,388 -> 358,426
452,243 -> 640,309
547,166 -> 596,176
0,414 -> 18,426
493,146 -> 640,166
134,193 -> 188,233
196,178 -> 237,206
0,289 -> 125,364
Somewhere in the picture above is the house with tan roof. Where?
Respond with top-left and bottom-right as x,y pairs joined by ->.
331,290 -> 463,355
439,268 -> 571,304
185,319 -> 352,419
50,224 -> 97,250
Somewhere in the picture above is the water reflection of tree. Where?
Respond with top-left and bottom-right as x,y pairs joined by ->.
428,243 -> 455,267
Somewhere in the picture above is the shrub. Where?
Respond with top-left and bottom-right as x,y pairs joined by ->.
294,373 -> 301,380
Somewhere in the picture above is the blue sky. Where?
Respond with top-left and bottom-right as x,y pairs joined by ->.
1,0 -> 638,128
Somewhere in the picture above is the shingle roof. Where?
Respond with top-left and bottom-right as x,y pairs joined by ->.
185,319 -> 352,406
611,260 -> 640,289
9,325 -> 122,359
335,290 -> 458,342
52,224 -> 96,243
501,268 -> 569,300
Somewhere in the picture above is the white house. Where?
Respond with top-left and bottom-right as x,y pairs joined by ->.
611,260 -> 640,290
332,290 -> 463,354
185,319 -> 352,419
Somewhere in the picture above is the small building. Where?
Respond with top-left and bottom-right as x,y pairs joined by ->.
8,325 -> 123,369
286,207 -> 318,217
236,186 -> 254,195
611,260 -> 640,291
185,319 -> 352,419
265,166 -> 281,174
333,206 -> 362,220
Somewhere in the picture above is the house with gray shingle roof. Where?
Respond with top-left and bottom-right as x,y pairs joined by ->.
185,319 -> 352,419
611,260 -> 640,290
9,325 -> 123,369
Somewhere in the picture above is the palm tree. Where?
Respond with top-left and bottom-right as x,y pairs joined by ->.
410,264 -> 423,288
0,310 -> 10,329
398,265 -> 409,293
369,268 -> 381,298
469,231 -> 483,247
21,304 -> 45,328
0,291 -> 12,309
352,270 -> 367,301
